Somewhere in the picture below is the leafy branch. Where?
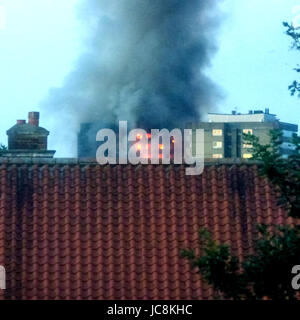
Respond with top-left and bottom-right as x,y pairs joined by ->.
181,130 -> 300,300
283,21 -> 300,96
0,144 -> 7,150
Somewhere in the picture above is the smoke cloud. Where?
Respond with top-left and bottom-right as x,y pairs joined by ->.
40,0 -> 223,156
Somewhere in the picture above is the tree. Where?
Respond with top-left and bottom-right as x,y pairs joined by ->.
181,130 -> 300,300
245,130 -> 300,218
283,22 -> 300,96
0,144 -> 7,150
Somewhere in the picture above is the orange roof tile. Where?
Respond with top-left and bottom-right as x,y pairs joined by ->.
0,162 -> 291,299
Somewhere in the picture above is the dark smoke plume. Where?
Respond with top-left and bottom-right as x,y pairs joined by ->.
40,0 -> 222,156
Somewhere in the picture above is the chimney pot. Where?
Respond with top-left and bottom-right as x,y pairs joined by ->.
17,120 -> 26,125
28,111 -> 39,127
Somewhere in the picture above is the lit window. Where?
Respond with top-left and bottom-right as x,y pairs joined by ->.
243,129 -> 253,135
243,143 -> 253,148
243,153 -> 253,159
212,129 -> 222,136
213,141 -> 222,149
212,154 -> 223,159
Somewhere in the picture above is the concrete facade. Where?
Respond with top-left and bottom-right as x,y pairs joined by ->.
188,110 -> 298,159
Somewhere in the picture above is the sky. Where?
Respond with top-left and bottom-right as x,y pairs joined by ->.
208,0 -> 300,123
0,0 -> 299,156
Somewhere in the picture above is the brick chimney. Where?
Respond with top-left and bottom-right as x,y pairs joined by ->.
1,112 -> 55,158
28,112 -> 39,127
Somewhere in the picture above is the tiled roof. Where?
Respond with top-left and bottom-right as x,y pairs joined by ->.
0,161 -> 291,299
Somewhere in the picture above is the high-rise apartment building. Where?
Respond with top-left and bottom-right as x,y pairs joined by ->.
188,109 -> 298,159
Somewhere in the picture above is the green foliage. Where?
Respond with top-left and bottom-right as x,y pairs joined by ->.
283,22 -> 300,96
0,144 -> 7,150
242,225 -> 300,300
283,22 -> 300,50
243,130 -> 300,218
181,225 -> 300,300
181,130 -> 300,300
181,230 -> 251,300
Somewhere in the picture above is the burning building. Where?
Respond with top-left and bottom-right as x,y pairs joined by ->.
0,112 -> 296,299
77,122 -> 177,160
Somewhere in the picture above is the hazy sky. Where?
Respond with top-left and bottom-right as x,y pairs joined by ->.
0,0 -> 299,156
209,0 -> 300,123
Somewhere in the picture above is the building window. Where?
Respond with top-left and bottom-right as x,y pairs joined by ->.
243,153 -> 253,159
243,143 -> 253,148
212,129 -> 223,136
213,141 -> 222,149
282,130 -> 295,138
243,129 -> 253,135
281,142 -> 296,150
213,153 -> 223,159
